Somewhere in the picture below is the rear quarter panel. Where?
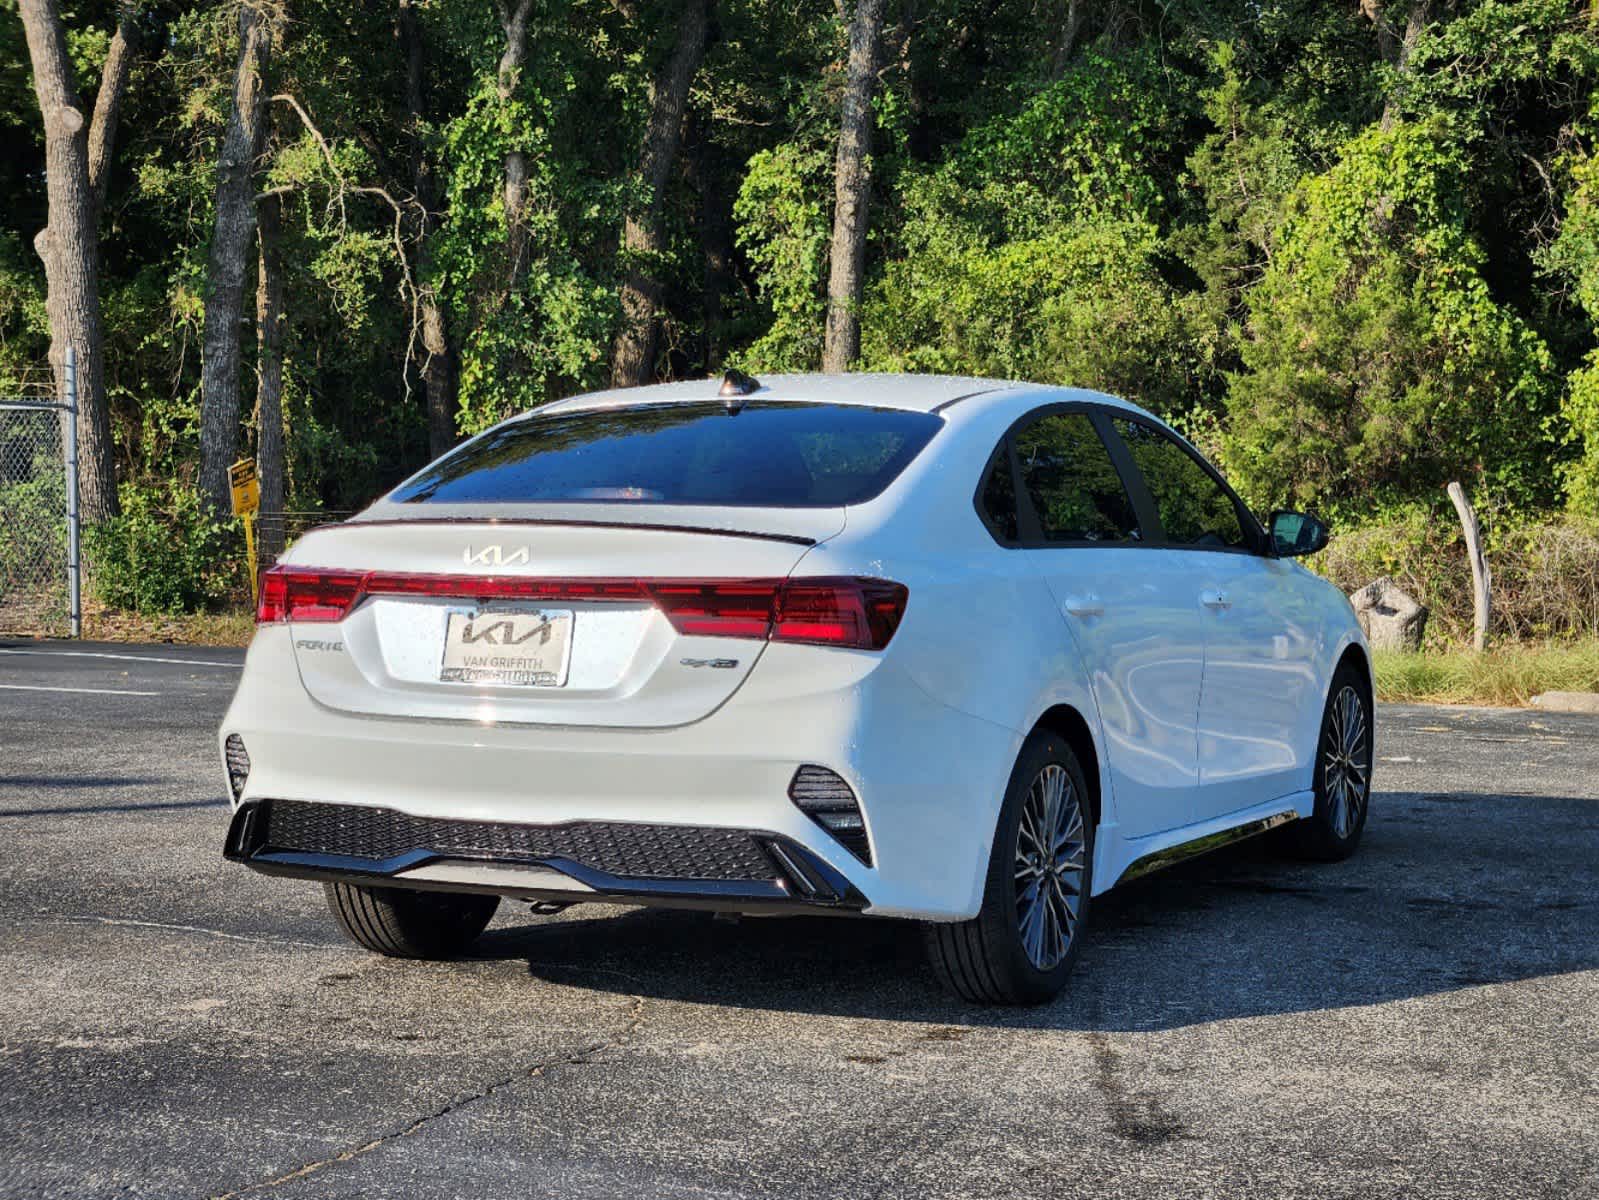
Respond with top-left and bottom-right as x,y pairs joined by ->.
794,393 -> 1117,896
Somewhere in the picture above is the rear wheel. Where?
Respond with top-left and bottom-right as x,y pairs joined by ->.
924,731 -> 1094,1005
324,882 -> 499,959
1282,664 -> 1373,861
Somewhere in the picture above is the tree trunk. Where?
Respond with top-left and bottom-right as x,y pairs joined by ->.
496,0 -> 535,287
1360,0 -> 1401,65
1447,482 -> 1491,652
609,0 -> 713,388
401,0 -> 458,457
821,0 -> 886,374
88,3 -> 138,218
1380,0 -> 1432,130
1051,0 -> 1087,77
684,114 -> 733,373
19,0 -> 121,523
198,1 -> 275,513
1364,0 -> 1433,128
254,194 -> 286,559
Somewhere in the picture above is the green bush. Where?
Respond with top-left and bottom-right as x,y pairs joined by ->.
1224,122 -> 1557,511
86,483 -> 236,615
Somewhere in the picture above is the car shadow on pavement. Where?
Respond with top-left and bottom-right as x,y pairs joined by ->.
474,789 -> 1599,1032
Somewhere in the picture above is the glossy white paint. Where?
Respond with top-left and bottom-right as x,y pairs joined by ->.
220,374 -> 1370,921
1032,545 -> 1206,839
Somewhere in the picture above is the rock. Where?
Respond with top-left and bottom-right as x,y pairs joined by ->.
1529,691 -> 1599,714
1349,576 -> 1427,651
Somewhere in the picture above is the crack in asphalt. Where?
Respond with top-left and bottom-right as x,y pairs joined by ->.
35,914 -> 336,951
203,993 -> 649,1199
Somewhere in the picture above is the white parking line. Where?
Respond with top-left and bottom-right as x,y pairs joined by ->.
0,648 -> 238,668
0,683 -> 160,697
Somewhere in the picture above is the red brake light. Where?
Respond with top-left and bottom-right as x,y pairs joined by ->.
256,567 -> 907,649
257,567 -> 364,624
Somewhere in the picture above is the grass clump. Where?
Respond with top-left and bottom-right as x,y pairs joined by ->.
1374,642 -> 1599,706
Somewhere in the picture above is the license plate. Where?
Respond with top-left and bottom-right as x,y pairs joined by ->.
438,608 -> 573,687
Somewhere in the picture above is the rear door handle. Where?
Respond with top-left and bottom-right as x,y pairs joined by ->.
1200,588 -> 1232,611
1063,594 -> 1104,618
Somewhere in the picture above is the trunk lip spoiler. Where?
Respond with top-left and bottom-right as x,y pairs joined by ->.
318,516 -> 818,547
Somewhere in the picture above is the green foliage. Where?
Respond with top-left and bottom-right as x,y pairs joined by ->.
1562,362 -> 1599,516
85,482 -> 235,615
10,0 -> 1599,622
864,213 -> 1205,412
859,51 -> 1211,413
1180,43 -> 1314,320
1542,154 -> 1599,515
435,66 -> 619,433
1224,122 -> 1556,510
0,229 -> 48,376
732,140 -> 831,372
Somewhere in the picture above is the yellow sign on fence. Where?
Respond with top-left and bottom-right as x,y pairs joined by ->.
230,459 -> 261,605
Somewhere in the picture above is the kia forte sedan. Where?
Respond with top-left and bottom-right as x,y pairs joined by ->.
220,372 -> 1372,1004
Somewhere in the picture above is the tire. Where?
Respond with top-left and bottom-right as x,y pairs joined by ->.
1281,662 -> 1374,862
324,882 -> 499,959
924,730 -> 1094,1005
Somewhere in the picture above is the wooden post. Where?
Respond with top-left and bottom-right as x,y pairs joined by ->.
1447,481 -> 1491,652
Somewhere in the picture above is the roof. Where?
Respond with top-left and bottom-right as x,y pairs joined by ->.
532,372 -> 1023,416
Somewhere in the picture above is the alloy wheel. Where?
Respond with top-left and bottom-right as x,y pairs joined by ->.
1014,763 -> 1087,971
1322,685 -> 1370,839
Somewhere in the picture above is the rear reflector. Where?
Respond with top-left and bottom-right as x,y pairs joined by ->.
257,567 -> 908,650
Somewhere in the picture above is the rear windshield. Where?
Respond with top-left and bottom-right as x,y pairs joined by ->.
390,401 -> 944,508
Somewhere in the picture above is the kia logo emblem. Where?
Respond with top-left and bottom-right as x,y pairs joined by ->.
463,545 -> 531,567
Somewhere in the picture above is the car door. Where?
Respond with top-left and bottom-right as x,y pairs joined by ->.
989,407 -> 1205,839
1106,416 -> 1319,818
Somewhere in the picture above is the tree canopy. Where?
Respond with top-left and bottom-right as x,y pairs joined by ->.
5,0 -> 1599,571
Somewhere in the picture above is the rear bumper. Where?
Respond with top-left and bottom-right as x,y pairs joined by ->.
219,626 -> 1023,920
224,798 -> 868,913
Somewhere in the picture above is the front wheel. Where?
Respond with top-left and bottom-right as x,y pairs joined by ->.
324,882 -> 499,959
1282,664 -> 1373,861
924,730 -> 1094,1005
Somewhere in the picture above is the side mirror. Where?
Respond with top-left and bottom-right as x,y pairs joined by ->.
1268,510 -> 1329,557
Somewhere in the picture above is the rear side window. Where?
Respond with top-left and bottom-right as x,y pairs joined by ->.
978,447 -> 1019,541
391,401 -> 944,508
1110,418 -> 1247,549
1013,412 -> 1141,543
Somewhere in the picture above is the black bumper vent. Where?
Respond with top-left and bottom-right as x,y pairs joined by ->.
224,734 -> 250,801
789,766 -> 872,865
261,799 -> 779,882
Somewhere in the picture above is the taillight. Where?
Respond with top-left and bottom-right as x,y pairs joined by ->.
256,567 -> 907,649
773,578 -> 908,650
650,577 -> 907,649
647,581 -> 779,639
256,566 -> 364,624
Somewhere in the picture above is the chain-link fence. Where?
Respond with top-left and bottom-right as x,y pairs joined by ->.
0,354 -> 80,638
256,510 -> 356,573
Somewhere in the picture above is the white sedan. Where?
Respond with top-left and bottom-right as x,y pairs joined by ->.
219,372 -> 1372,1004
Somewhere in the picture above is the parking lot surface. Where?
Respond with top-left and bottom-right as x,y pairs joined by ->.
1,639 -> 1596,1199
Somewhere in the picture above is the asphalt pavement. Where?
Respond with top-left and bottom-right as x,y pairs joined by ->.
0,639 -> 1596,1199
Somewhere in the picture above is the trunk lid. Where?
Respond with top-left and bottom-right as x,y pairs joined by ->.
278,512 -> 841,728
